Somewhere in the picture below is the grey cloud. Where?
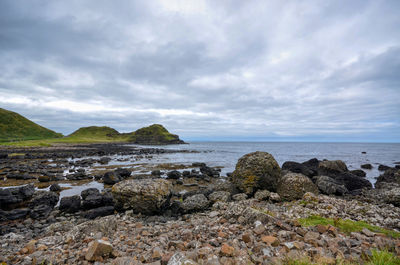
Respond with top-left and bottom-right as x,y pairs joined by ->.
0,0 -> 399,142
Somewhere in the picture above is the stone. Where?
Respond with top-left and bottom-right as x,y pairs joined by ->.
277,173 -> 318,201
304,231 -> 320,243
254,190 -> 270,201
261,236 -> 280,247
167,170 -> 182,179
350,169 -> 366,178
208,191 -> 230,203
82,206 -> 115,219
316,224 -> 328,234
318,160 -> 348,177
269,192 -> 281,202
242,234 -> 251,243
0,184 -> 35,210
361,164 -> 373,170
220,243 -> 235,256
112,179 -> 172,214
232,193 -> 247,201
334,172 -> 372,191
231,151 -> 281,194
167,253 -> 197,265
49,183 -> 61,192
85,240 -> 113,261
103,171 -> 121,185
315,176 -> 348,196
29,191 -> 59,219
111,257 -> 139,265
181,194 -> 209,212
361,228 -> 375,237
59,195 -> 81,213
282,161 -> 315,177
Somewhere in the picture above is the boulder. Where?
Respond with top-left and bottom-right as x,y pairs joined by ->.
277,173 -> 319,201
115,168 -> 131,178
112,179 -> 172,214
282,161 -> 315,177
200,165 -> 220,178
315,176 -> 348,196
318,160 -> 348,177
378,164 -> 392,171
85,240 -> 113,261
99,157 -> 111,165
302,158 -> 320,175
49,184 -> 61,192
103,171 -> 121,185
0,208 -> 30,221
82,206 -> 114,219
381,188 -> 400,207
350,169 -> 366,178
81,188 -> 100,199
231,151 -> 281,194
81,191 -> 113,210
361,164 -> 373,170
334,172 -> 372,191
0,184 -> 35,210
59,195 -> 81,213
208,191 -> 230,203
181,194 -> 209,212
167,170 -> 182,179
375,168 -> 400,186
254,190 -> 270,201
29,191 -> 59,219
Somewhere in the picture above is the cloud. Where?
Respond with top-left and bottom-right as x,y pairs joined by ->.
0,0 -> 399,141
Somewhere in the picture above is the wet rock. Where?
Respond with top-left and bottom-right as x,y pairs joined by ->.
277,173 -> 318,201
49,184 -> 61,192
231,151 -> 281,194
103,171 -> 122,185
282,161 -> 315,177
0,184 -> 35,210
350,170 -> 366,178
115,168 -> 131,178
59,195 -> 81,213
85,239 -> 113,261
82,206 -> 115,219
315,176 -> 348,196
378,164 -> 392,171
0,208 -> 30,220
334,172 -> 372,191
112,179 -> 172,214
376,168 -> 400,186
200,165 -> 220,178
167,170 -> 182,179
99,157 -> 111,165
182,194 -> 209,212
361,164 -> 372,170
66,171 -> 89,180
318,160 -> 348,177
29,191 -> 59,219
82,191 -> 114,210
302,158 -> 320,175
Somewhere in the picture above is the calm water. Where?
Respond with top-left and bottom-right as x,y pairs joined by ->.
132,142 -> 400,184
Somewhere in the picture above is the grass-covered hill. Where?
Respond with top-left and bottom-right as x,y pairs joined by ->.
128,124 -> 185,145
68,126 -> 120,138
0,108 -> 62,142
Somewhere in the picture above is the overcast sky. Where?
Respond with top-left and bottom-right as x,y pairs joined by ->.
1,0 -> 399,142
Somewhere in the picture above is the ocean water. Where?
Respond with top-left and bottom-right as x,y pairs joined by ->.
132,142 -> 400,184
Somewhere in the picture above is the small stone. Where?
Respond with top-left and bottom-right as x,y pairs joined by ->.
85,240 -> 113,261
269,192 -> 281,202
232,193 -> 247,201
361,228 -> 375,237
209,211 -> 219,218
220,243 -> 235,256
261,236 -> 280,247
152,247 -> 162,260
242,234 -> 251,243
304,231 -> 320,243
254,225 -> 265,235
25,240 -> 37,254
316,224 -> 328,234
254,190 -> 270,201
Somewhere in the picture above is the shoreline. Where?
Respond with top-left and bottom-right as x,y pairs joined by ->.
1,143 -> 400,264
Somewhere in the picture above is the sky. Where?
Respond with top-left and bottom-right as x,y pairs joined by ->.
0,0 -> 399,142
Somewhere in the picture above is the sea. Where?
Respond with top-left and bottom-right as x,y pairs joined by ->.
132,141 -> 400,185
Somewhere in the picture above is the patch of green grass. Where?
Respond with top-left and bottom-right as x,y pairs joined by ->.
298,215 -> 400,238
366,249 -> 400,265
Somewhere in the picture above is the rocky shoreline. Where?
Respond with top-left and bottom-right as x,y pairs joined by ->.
1,144 -> 400,264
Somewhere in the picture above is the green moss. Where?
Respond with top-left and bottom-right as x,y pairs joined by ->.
0,108 -> 62,142
298,215 -> 400,238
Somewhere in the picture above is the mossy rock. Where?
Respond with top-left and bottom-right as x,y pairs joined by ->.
231,151 -> 281,194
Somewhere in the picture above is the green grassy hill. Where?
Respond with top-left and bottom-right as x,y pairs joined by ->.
68,126 -> 120,138
0,108 -> 62,142
128,124 -> 185,145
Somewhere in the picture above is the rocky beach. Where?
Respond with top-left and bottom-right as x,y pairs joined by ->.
0,143 -> 399,265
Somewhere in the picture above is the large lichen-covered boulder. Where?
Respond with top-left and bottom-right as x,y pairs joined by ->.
277,173 -> 318,201
231,151 -> 281,194
112,179 -> 172,215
